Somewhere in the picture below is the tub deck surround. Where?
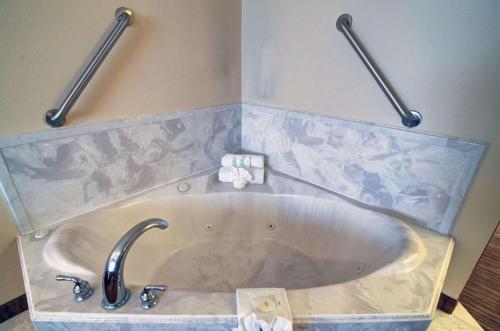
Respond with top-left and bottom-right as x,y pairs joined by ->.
242,103 -> 486,234
18,171 -> 453,330
0,104 -> 241,233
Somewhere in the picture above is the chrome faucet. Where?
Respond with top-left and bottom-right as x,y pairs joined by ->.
102,218 -> 168,310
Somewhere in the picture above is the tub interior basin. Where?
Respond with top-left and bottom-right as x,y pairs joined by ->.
43,193 -> 418,292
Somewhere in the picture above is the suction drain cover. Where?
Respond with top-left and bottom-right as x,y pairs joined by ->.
177,182 -> 190,193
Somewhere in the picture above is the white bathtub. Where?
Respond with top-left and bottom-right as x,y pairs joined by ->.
18,170 -> 453,330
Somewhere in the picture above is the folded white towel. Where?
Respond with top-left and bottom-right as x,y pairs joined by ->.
233,288 -> 292,331
222,154 -> 265,168
219,167 -> 265,189
233,313 -> 292,331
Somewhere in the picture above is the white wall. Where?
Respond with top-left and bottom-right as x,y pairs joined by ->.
243,0 -> 500,298
0,0 -> 241,305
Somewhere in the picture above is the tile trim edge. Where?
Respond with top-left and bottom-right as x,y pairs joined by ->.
0,153 -> 33,233
241,102 -> 488,145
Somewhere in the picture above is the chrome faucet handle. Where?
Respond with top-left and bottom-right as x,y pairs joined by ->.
140,284 -> 167,309
56,275 -> 93,302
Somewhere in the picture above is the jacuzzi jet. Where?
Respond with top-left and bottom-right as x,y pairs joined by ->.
266,223 -> 276,230
356,263 -> 365,273
205,224 -> 214,231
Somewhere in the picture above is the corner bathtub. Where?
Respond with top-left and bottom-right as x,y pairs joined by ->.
18,170 -> 453,331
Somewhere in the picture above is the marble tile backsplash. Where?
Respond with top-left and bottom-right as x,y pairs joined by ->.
0,105 -> 241,232
242,104 -> 485,234
0,102 -> 485,235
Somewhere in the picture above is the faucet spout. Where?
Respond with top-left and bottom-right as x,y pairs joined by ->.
102,218 -> 168,310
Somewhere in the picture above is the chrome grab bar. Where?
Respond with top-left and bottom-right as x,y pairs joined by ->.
44,7 -> 134,127
336,14 -> 422,128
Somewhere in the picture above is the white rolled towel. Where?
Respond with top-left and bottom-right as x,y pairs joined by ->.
219,167 -> 265,189
233,288 -> 292,331
222,154 -> 265,168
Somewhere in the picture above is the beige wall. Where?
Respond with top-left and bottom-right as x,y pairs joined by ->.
0,203 -> 24,305
0,0 -> 241,135
0,0 -> 241,305
243,0 -> 500,298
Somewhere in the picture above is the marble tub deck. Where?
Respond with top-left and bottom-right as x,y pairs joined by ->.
1,305 -> 483,331
17,170 -> 455,330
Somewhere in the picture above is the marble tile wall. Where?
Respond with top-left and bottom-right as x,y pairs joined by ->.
0,105 -> 241,232
242,104 -> 485,234
4,307 -> 482,331
295,321 -> 431,331
32,321 -> 237,331
0,102 -> 485,235
31,320 -> 430,331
